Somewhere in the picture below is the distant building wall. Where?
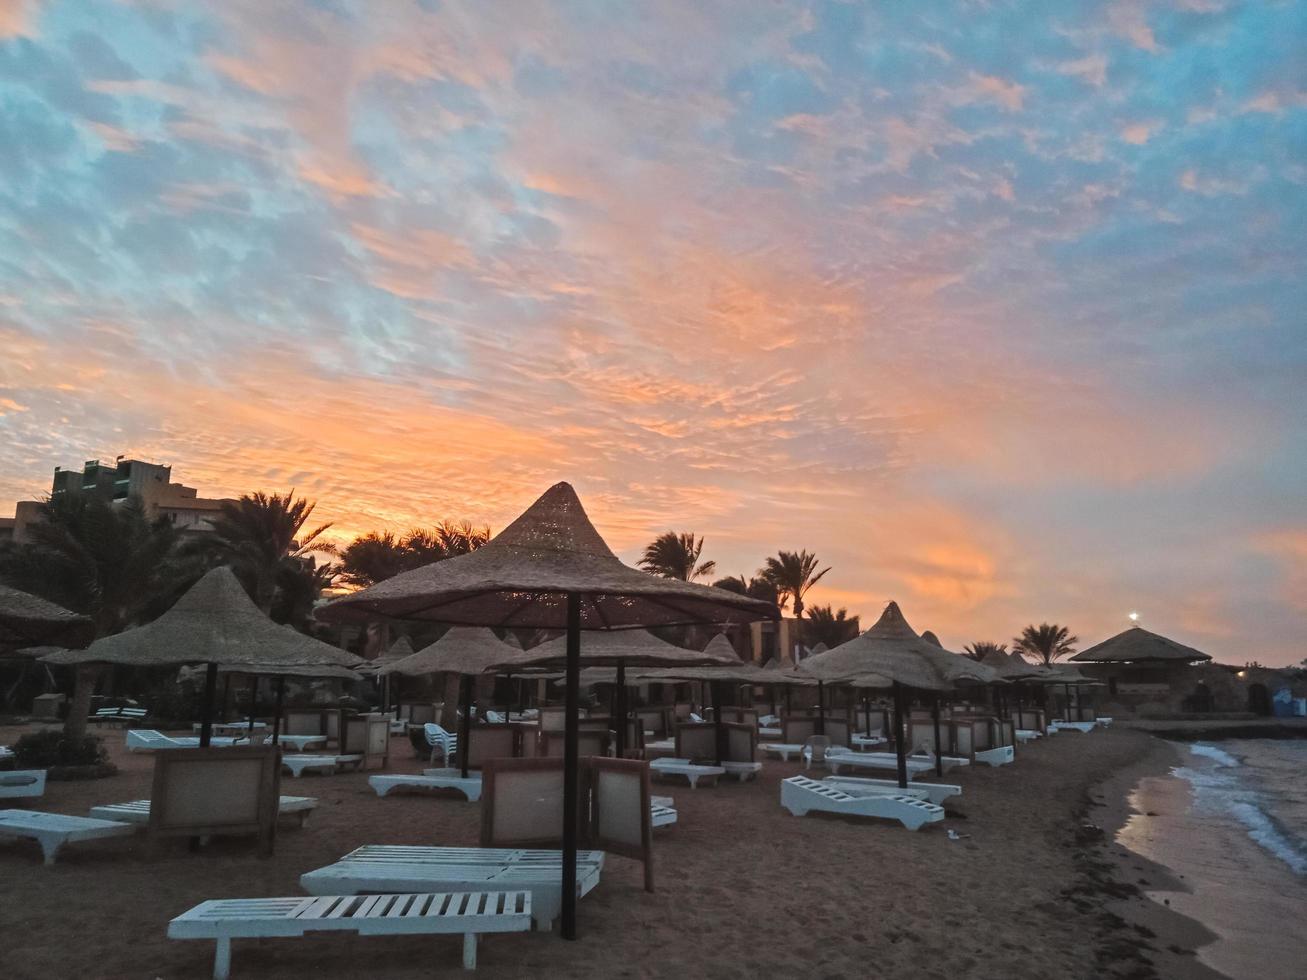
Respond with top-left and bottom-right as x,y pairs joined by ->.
1081,661 -> 1306,717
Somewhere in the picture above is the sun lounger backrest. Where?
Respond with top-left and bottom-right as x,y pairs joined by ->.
536,706 -> 567,733
405,702 -> 438,726
674,722 -> 716,761
634,707 -> 668,737
149,745 -> 280,855
589,757 -> 654,892
537,730 -> 608,758
481,758 -> 566,847
466,724 -> 521,768
783,716 -> 817,743
282,709 -> 328,737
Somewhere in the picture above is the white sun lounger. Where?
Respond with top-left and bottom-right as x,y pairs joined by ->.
974,745 -> 1015,767
760,743 -> 804,762
851,734 -> 888,750
822,776 -> 961,806
0,770 -> 46,799
0,808 -> 135,864
1096,717 -> 1113,728
781,776 -> 944,831
824,751 -> 938,777
1048,720 -> 1095,734
758,726 -> 782,739
650,795 -> 677,829
721,761 -> 761,782
300,846 -> 606,931
169,890 -> 532,977
260,734 -> 326,751
126,730 -> 243,752
281,754 -> 364,778
1015,729 -> 1042,743
89,796 -> 317,828
649,758 -> 725,788
370,771 -> 483,802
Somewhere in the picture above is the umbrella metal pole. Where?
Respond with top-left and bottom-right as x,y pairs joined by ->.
459,675 -> 473,780
863,696 -> 871,738
615,664 -> 627,758
199,663 -> 218,748
248,676 -> 258,733
892,682 -> 908,790
272,675 -> 286,747
932,694 -> 943,778
1064,683 -> 1070,722
561,592 -> 581,942
816,680 -> 825,736
221,674 -> 231,723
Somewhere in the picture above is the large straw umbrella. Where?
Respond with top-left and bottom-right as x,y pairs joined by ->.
379,627 -> 519,778
44,566 -> 365,745
799,601 -> 998,786
495,628 -> 738,758
0,584 -> 94,650
317,482 -> 777,939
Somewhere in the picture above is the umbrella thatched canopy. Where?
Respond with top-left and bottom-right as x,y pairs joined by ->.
1070,626 -> 1211,664
799,602 -> 998,690
493,628 -> 738,671
0,584 -> 94,650
44,566 -> 365,744
45,567 -> 364,671
379,627 -> 517,678
920,630 -> 942,647
316,482 -> 776,940
317,483 -> 777,631
800,602 -> 998,786
370,635 -> 415,668
979,649 -> 1045,680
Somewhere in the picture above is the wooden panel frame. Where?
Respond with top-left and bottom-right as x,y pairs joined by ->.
148,745 -> 280,856
538,729 -> 609,758
465,724 -> 522,769
281,708 -> 328,738
480,757 -> 568,848
341,715 -> 391,770
588,757 -> 654,892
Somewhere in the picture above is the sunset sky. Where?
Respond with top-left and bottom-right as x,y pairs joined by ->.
1,1 -> 1304,664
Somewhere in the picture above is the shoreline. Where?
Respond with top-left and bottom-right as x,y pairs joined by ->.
1086,735 -> 1226,979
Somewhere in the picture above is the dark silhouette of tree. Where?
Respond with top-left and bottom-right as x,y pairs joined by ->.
338,521 -> 490,587
760,550 -> 830,619
1012,623 -> 1078,665
962,640 -> 1009,662
638,531 -> 716,581
804,605 -> 860,649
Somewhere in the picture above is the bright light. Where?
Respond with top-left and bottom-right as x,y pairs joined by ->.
1128,611 -> 1140,623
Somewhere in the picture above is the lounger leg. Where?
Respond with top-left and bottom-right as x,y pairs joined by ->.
213,937 -> 231,980
39,837 -> 61,866
462,933 -> 476,970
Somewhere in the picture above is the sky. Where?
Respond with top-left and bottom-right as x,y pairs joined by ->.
0,0 -> 1304,665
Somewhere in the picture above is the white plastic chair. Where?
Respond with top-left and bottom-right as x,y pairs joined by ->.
801,736 -> 832,771
423,723 -> 458,766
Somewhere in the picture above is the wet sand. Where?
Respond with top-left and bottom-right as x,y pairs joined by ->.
1,722 -> 1202,979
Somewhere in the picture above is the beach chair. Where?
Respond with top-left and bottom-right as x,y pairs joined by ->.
821,775 -> 961,806
281,754 -> 364,778
0,770 -> 46,799
760,742 -> 804,762
149,746 -> 282,856
648,758 -> 724,788
0,808 -> 134,864
650,795 -> 678,829
301,846 -> 606,931
90,796 -> 316,828
369,771 -> 483,802
780,776 -> 944,831
169,891 -> 532,977
127,730 -> 243,752
822,749 -> 939,777
260,734 -> 326,751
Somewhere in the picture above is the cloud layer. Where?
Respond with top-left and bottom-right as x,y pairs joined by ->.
2,0 -> 1304,664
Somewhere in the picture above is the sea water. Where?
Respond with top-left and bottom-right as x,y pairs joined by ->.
1119,739 -> 1307,980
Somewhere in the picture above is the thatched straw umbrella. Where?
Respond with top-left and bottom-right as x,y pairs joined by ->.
365,635 -> 415,713
44,566 -> 364,744
0,584 -> 93,651
379,627 -> 518,778
318,483 -> 776,939
496,628 -> 737,758
217,658 -> 365,744
1071,626 -> 1211,665
799,601 -> 999,785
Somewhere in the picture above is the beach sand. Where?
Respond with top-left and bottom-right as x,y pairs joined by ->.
0,723 -> 1210,979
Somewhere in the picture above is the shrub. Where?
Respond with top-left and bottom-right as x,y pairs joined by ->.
14,730 -> 109,768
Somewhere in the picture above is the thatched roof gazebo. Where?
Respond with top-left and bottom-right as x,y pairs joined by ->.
1070,626 -> 1212,664
0,584 -> 94,651
800,601 -> 999,784
317,482 -> 777,939
46,566 -> 365,743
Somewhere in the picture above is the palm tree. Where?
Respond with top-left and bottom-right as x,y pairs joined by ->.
271,555 -> 339,629
338,521 -> 490,587
0,495 -> 181,736
196,491 -> 334,613
711,574 -> 779,605
759,550 -> 830,620
638,531 -> 716,581
1012,623 -> 1078,665
962,641 -> 1009,662
804,605 -> 860,649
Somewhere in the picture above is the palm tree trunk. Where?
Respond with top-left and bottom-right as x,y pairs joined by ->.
64,665 -> 101,739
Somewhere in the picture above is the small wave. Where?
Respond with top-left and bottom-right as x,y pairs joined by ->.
1189,743 -> 1241,767
1175,759 -> 1307,877
1229,801 -> 1307,876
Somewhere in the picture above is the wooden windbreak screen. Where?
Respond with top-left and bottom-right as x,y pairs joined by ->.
480,756 -> 655,892
149,745 -> 279,855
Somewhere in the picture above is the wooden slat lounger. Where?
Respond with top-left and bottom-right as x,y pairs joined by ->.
168,890 -> 532,977
0,808 -> 135,864
300,846 -> 605,931
90,796 -> 317,828
648,758 -> 725,788
780,776 -> 944,831
821,776 -> 961,806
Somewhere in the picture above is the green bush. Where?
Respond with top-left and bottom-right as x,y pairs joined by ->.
14,730 -> 109,768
